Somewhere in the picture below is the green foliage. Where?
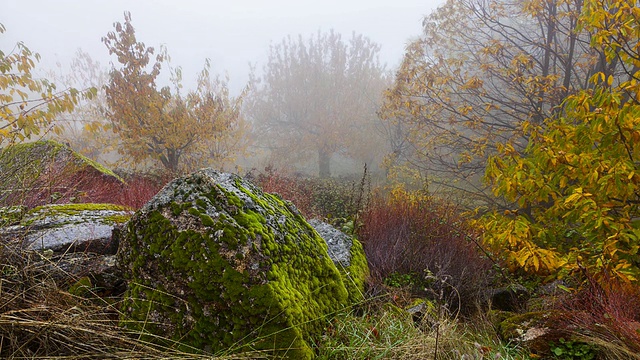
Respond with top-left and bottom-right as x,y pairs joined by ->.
383,271 -> 424,288
550,338 -> 597,360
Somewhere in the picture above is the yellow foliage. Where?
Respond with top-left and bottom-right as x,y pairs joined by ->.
479,0 -> 640,282
0,24 -> 88,146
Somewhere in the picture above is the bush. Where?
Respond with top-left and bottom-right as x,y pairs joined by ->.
554,274 -> 640,359
113,173 -> 168,209
358,187 -> 494,316
253,166 -> 368,226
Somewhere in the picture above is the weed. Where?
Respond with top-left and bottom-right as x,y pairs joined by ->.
550,338 -> 597,359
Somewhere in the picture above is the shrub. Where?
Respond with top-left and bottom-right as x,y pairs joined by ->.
253,166 -> 369,226
358,186 -> 494,316
555,274 -> 640,359
113,173 -> 167,209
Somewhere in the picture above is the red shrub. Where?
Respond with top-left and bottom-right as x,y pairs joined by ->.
358,188 -> 493,315
556,274 -> 640,357
113,175 -> 166,209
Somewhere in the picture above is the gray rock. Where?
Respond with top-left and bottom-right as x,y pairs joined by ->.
484,284 -> 530,312
45,253 -> 125,296
309,219 -> 354,267
0,203 -> 132,254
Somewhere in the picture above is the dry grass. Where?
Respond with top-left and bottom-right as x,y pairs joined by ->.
0,241 -> 271,359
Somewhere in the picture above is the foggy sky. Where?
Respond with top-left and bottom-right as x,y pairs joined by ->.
1,0 -> 443,93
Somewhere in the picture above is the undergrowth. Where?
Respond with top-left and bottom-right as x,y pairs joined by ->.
2,165 -> 640,358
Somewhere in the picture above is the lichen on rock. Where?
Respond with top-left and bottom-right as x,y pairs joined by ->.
117,169 -> 350,358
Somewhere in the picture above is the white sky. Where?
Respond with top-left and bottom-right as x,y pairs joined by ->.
1,0 -> 443,93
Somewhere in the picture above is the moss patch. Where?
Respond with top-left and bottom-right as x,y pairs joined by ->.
0,140 -> 123,182
0,206 -> 27,226
118,170 -> 350,358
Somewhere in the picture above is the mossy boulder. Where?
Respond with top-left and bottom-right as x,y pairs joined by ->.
0,203 -> 132,254
0,140 -> 123,207
309,219 -> 369,304
498,310 -> 566,356
117,169 -> 350,358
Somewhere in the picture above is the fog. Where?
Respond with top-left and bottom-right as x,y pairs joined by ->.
2,0 -> 443,93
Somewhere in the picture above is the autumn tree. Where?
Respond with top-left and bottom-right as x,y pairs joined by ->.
249,30 -> 388,178
183,60 -> 248,171
381,0 -> 604,206
478,0 -> 640,282
0,24 -> 88,146
103,13 -> 246,174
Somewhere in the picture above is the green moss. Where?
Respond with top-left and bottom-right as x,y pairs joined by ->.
188,207 -> 201,217
199,214 -> 215,227
31,203 -> 131,215
15,203 -> 132,228
338,236 -> 369,305
0,206 -> 26,226
498,311 -> 550,341
68,276 -> 93,297
104,214 -> 131,225
119,170 -> 350,359
0,140 -> 124,184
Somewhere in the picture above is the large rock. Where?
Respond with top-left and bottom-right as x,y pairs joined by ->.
0,203 -> 132,254
117,169 -> 351,358
0,140 -> 124,207
309,219 -> 369,304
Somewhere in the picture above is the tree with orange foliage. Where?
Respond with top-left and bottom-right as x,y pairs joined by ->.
103,13 -> 247,174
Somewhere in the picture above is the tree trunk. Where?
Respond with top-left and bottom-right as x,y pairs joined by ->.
318,148 -> 331,178
161,148 -> 180,175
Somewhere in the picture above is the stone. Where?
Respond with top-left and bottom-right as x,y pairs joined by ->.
309,219 -> 369,304
498,311 -> 566,356
484,284 -> 530,311
46,253 -> 125,297
117,169 -> 351,358
0,203 -> 132,254
0,140 -> 124,207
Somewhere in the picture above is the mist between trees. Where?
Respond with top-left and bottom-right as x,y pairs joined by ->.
2,0 -> 640,281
